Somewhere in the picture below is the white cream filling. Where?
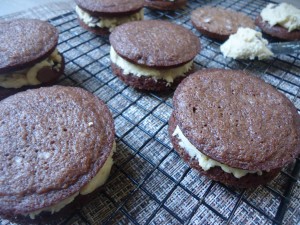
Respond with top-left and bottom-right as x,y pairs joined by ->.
220,27 -> 274,60
25,141 -> 116,219
261,3 -> 300,32
80,142 -> 115,195
172,126 -> 262,178
110,47 -> 193,84
75,5 -> 144,31
0,49 -> 62,89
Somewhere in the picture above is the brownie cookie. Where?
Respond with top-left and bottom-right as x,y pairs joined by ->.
0,19 -> 64,100
109,20 -> 200,91
144,0 -> 187,11
169,69 -> 300,188
75,0 -> 144,34
191,6 -> 255,41
0,86 -> 115,223
255,3 -> 300,41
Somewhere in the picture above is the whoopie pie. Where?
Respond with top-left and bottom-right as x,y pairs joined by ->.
169,69 -> 300,188
109,20 -> 200,91
75,0 -> 144,35
0,19 -> 64,100
0,86 -> 115,223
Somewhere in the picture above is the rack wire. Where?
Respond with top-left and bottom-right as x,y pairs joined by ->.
1,0 -> 299,224
46,0 -> 300,224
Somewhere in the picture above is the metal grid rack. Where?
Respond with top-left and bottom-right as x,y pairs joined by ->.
1,0 -> 299,224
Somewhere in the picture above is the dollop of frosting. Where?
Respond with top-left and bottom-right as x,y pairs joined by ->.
220,27 -> 273,60
261,3 -> 300,32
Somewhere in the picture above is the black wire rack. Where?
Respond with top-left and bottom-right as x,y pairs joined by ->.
3,0 -> 299,224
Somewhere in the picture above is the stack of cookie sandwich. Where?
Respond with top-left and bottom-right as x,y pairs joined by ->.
169,69 -> 300,188
0,86 -> 115,223
109,20 -> 200,91
0,19 -> 64,100
75,0 -> 144,34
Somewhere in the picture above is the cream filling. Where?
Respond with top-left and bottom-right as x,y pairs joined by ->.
261,3 -> 300,32
0,49 -> 62,89
25,141 -> 116,219
172,126 -> 262,179
75,5 -> 144,32
110,47 -> 193,84
220,27 -> 274,60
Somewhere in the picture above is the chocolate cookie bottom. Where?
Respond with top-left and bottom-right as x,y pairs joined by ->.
111,63 -> 193,92
191,7 -> 255,42
78,18 -> 110,35
191,20 -> 228,41
2,185 -> 106,224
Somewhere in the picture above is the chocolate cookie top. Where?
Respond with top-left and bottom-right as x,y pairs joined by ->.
191,6 -> 255,41
173,69 -> 300,171
110,20 -> 200,68
75,0 -> 144,17
0,19 -> 58,74
255,16 -> 300,41
0,86 -> 115,215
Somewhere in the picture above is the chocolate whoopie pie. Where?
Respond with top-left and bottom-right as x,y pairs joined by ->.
191,6 -> 255,41
0,19 -> 64,100
255,3 -> 300,41
0,86 -> 115,223
75,0 -> 144,35
144,0 -> 187,11
169,69 -> 300,188
109,20 -> 200,91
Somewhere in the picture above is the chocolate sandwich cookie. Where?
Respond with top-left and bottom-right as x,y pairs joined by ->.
169,69 -> 300,188
109,20 -> 200,91
75,0 -> 144,35
255,3 -> 300,41
144,0 -> 187,11
191,6 -> 255,41
0,86 -> 115,223
0,19 -> 64,100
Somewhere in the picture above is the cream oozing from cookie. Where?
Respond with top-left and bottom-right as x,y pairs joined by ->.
110,47 -> 193,83
25,141 -> 116,219
75,6 -> 144,32
220,27 -> 273,60
0,49 -> 62,89
173,126 -> 262,178
261,3 -> 300,32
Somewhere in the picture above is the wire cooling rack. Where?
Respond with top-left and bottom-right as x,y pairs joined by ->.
1,0 -> 299,224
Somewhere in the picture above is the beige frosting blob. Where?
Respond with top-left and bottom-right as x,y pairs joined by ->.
172,126 -> 262,178
75,5 -> 144,31
261,3 -> 300,32
110,47 -> 193,83
220,27 -> 274,60
0,49 -> 62,89
25,141 -> 116,219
